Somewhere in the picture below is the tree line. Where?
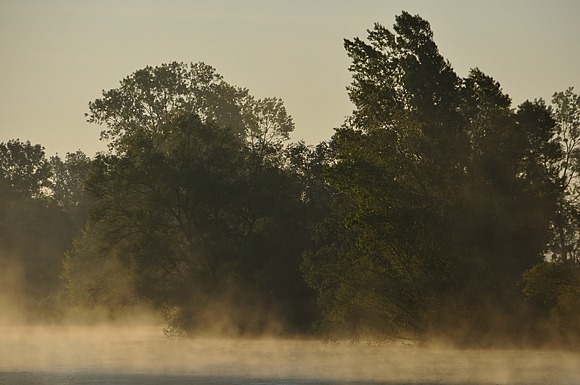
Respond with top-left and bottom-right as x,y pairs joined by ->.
1,12 -> 578,347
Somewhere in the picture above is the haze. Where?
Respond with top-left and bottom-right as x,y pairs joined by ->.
1,2 -> 580,384
1,325 -> 579,384
1,1 -> 579,156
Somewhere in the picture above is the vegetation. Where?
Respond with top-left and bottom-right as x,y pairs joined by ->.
62,62 -> 318,336
1,12 -> 578,347
304,11 -> 563,345
0,140 -> 91,320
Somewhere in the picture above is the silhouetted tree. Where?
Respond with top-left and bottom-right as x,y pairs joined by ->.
522,88 -> 580,348
66,63 -> 316,336
49,151 -> 93,227
0,140 -> 82,321
304,12 -> 562,344
0,139 -> 52,199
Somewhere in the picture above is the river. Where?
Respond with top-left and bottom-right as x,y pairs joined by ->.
0,325 -> 578,384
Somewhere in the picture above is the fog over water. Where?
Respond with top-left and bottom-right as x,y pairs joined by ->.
0,325 -> 578,385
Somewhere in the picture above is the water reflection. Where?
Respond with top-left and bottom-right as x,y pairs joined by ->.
0,326 -> 578,384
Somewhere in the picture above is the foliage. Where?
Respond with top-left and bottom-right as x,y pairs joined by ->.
304,12 -> 563,343
523,261 -> 580,346
0,139 -> 52,199
0,141 -> 89,321
2,23 -> 578,346
49,151 -> 93,227
520,88 -> 580,348
86,61 -> 293,158
242,96 -> 295,161
547,88 -> 580,263
67,63 -> 316,336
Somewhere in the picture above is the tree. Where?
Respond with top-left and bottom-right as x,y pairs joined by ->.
523,261 -> 580,347
0,139 -> 52,199
0,140 -> 80,321
87,62 -> 245,153
521,88 -> 580,348
87,61 -> 294,158
66,63 -> 315,336
548,88 -> 580,263
49,151 -> 93,227
304,12 -> 562,344
241,96 -> 294,163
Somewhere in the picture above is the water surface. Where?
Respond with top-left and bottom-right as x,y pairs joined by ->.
0,326 -> 578,384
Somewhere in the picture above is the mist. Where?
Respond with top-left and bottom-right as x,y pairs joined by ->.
1,324 -> 579,385
3,246 -> 578,384
3,8 -> 580,383
1,249 -> 578,385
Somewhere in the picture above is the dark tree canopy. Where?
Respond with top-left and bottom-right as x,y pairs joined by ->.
0,139 -> 52,199
303,12 -> 564,344
3,16 -> 578,348
0,141 -> 90,321
87,61 -> 294,159
65,63 -> 316,336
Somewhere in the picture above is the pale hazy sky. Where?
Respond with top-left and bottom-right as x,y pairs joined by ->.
1,0 -> 579,156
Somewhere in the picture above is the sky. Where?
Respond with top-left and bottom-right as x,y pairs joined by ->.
1,0 -> 579,157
